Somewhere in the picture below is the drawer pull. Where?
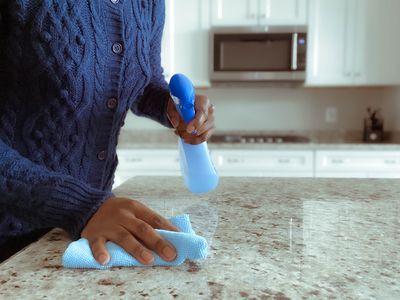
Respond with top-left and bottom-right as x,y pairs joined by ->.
331,158 -> 344,164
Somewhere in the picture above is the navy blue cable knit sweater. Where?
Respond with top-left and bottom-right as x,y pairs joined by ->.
0,0 -> 172,243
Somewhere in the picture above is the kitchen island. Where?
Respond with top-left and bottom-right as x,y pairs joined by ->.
0,177 -> 399,299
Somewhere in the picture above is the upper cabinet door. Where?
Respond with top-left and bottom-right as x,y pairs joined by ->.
307,0 -> 400,86
211,0 -> 307,26
258,0 -> 307,25
353,0 -> 400,85
306,0 -> 356,86
162,0 -> 211,87
211,0 -> 259,27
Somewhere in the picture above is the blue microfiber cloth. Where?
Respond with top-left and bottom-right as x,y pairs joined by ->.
62,214 -> 208,269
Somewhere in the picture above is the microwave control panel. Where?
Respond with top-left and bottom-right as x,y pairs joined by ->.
296,33 -> 307,70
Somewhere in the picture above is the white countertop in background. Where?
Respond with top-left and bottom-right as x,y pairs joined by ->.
117,129 -> 400,150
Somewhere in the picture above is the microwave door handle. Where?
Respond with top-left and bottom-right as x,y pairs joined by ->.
291,33 -> 298,70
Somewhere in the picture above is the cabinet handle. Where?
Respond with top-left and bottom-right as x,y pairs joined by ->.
127,157 -> 143,162
384,159 -> 396,165
278,158 -> 291,164
331,158 -> 345,164
259,13 -> 266,19
354,72 -> 361,77
227,158 -> 244,164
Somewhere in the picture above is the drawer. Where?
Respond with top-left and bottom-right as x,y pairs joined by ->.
211,150 -> 314,175
315,150 -> 400,173
116,149 -> 180,171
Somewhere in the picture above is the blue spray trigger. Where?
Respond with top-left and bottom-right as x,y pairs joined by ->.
168,73 -> 219,194
169,74 -> 196,124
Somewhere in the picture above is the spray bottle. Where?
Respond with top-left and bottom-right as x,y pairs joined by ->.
169,74 -> 219,193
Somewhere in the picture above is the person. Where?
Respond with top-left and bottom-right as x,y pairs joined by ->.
0,0 -> 215,264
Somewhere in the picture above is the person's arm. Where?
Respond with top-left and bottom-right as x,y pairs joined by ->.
130,1 -> 216,144
0,134 -> 179,266
130,0 -> 172,128
0,11 -> 109,238
0,139 -> 112,239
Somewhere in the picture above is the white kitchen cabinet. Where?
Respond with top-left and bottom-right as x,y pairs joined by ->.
211,150 -> 314,177
162,0 -> 211,87
211,0 -> 258,27
306,0 -> 400,86
211,0 -> 307,27
306,0 -> 354,86
114,148 -> 314,189
113,147 -> 400,188
315,150 -> 400,178
353,0 -> 400,85
113,149 -> 180,188
258,0 -> 307,25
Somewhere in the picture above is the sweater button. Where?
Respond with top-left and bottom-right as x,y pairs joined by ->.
33,130 -> 44,140
60,89 -> 69,100
70,134 -> 79,143
111,0 -> 119,3
76,35 -> 85,45
107,98 -> 118,110
42,31 -> 52,42
112,42 -> 123,54
97,151 -> 107,161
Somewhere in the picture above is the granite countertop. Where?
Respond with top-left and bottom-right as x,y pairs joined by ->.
117,129 -> 400,150
1,176 -> 399,299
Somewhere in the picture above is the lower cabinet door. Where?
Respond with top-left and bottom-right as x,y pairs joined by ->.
315,150 -> 400,178
113,149 -> 181,188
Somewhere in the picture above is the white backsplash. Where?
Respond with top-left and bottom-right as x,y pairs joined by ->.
123,86 -> 400,132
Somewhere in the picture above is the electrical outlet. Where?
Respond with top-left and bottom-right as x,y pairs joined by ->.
325,107 -> 337,123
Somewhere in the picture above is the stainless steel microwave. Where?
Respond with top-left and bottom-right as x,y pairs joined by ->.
210,26 -> 307,82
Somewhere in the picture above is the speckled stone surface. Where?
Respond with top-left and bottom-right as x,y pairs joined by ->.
1,177 -> 399,299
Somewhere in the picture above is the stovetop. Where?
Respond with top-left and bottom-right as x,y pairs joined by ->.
209,134 -> 310,144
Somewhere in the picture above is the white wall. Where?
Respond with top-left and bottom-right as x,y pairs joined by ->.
124,86 -> 398,132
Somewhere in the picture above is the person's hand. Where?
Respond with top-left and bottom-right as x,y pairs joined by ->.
81,197 -> 179,265
166,94 -> 215,145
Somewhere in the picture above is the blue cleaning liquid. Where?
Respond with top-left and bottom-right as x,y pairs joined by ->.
169,74 -> 219,193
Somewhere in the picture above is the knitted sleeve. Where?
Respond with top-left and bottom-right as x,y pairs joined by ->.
0,139 -> 113,240
130,0 -> 173,128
